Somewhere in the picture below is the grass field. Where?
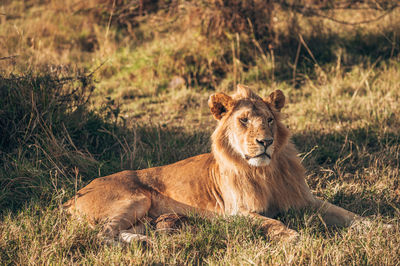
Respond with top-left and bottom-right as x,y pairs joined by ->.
1,0 -> 400,264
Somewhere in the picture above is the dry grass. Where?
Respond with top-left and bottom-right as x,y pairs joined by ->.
1,0 -> 400,264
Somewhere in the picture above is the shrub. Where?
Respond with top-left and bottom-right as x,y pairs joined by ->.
0,71 -> 126,210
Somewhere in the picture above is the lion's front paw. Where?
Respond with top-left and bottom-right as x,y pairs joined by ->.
119,232 -> 153,246
260,222 -> 299,243
270,228 -> 300,243
350,218 -> 394,232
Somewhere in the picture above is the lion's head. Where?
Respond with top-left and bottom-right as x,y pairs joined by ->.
209,85 -> 290,168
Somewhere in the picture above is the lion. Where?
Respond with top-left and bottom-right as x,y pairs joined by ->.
63,84 -> 362,243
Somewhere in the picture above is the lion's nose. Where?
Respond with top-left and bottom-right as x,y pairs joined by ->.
256,138 -> 273,148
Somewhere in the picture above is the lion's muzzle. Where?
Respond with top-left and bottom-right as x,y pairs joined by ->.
256,138 -> 273,149
244,138 -> 274,167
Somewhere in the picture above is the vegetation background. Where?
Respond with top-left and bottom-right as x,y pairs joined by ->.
0,0 -> 399,264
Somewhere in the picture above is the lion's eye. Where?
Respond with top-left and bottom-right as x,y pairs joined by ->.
239,117 -> 248,125
267,117 -> 274,124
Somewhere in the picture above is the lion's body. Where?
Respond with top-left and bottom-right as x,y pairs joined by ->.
64,154 -> 220,223
64,85 -> 359,242
64,144 -> 313,222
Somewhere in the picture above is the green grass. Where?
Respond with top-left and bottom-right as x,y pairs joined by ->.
1,0 -> 400,264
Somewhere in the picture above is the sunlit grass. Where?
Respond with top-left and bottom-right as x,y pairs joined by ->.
1,0 -> 399,264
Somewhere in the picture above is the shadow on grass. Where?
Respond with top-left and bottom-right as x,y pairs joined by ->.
292,126 -> 400,217
292,127 -> 399,169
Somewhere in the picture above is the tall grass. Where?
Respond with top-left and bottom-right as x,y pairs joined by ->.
0,0 -> 400,264
0,71 -> 116,209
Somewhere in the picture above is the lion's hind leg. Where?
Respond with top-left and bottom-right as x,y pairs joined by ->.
99,192 -> 153,245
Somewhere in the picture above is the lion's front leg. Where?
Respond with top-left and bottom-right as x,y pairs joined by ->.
312,198 -> 360,227
311,198 -> 395,233
248,213 -> 299,242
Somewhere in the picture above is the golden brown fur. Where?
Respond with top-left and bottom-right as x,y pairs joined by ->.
64,85 -> 361,243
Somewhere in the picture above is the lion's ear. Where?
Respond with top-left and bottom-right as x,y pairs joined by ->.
265,90 -> 285,112
208,93 -> 235,120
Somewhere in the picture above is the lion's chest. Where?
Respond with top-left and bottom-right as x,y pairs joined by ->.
219,172 -> 273,215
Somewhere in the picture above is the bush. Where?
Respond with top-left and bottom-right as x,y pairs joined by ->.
0,71 -> 128,210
